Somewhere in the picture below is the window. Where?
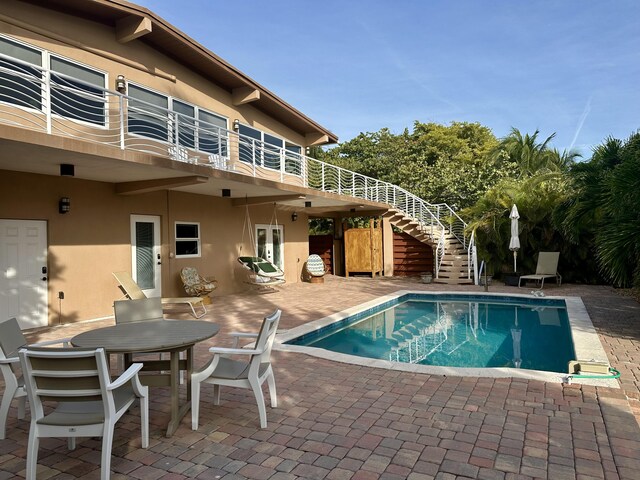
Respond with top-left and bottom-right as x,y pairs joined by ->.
0,35 -> 106,125
50,56 -> 106,126
127,84 -> 228,156
175,222 -> 200,258
238,123 -> 302,175
0,36 -> 43,110
198,110 -> 227,156
173,99 -> 195,148
128,84 -> 169,141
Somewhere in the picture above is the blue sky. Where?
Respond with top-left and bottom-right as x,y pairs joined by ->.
140,0 -> 639,157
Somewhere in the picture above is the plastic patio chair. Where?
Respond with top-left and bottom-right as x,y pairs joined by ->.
0,318 -> 71,440
518,252 -> 562,289
113,271 -> 208,318
180,267 -> 218,297
191,309 -> 281,429
19,346 -> 149,480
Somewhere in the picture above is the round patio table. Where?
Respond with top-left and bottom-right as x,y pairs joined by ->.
72,319 -> 219,437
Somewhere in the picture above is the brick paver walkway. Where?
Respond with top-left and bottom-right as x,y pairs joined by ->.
2,276 -> 639,479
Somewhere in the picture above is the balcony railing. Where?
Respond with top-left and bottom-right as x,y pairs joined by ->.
0,53 -> 476,282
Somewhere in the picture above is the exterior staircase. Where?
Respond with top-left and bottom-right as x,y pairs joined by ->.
383,208 -> 474,285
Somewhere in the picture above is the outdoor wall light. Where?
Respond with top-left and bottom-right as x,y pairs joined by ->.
116,75 -> 126,94
305,201 -> 312,208
59,197 -> 70,214
59,163 -> 75,177
291,212 -> 298,222
221,188 -> 231,197
233,119 -> 240,131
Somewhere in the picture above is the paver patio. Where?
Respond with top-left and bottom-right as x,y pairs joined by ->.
2,276 -> 640,479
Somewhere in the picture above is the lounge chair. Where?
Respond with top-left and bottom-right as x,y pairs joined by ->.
237,256 -> 285,287
19,346 -> 148,480
180,267 -> 218,297
0,318 -> 71,439
518,252 -> 562,289
191,309 -> 281,429
113,271 -> 207,318
304,254 -> 328,283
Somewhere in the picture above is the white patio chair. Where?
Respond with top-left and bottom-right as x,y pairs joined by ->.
19,346 -> 149,480
0,317 -> 71,440
191,309 -> 281,429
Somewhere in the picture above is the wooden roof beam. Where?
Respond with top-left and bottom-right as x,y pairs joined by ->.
306,133 -> 330,146
231,194 -> 305,207
116,15 -> 153,43
232,87 -> 261,105
115,176 -> 208,195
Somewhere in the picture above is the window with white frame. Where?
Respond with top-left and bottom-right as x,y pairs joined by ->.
0,36 -> 43,110
127,83 -> 228,156
238,123 -> 302,175
175,222 -> 201,258
0,35 -> 106,125
49,56 -> 106,126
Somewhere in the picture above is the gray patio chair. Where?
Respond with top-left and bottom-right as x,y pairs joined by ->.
114,297 -> 164,323
114,297 -> 174,375
19,346 -> 149,480
518,252 -> 562,289
0,317 -> 71,440
191,309 -> 281,429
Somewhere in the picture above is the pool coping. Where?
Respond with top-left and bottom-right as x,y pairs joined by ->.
275,290 -> 619,388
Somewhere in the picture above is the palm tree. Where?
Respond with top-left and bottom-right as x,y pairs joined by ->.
558,132 -> 640,287
492,128 -> 579,177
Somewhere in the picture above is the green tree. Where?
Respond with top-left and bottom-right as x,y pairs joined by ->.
463,128 -> 579,276
558,131 -> 640,287
318,121 -> 500,209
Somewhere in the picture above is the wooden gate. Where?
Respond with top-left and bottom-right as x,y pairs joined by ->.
344,221 -> 383,277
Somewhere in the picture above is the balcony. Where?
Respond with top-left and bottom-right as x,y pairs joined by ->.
0,52 -> 473,279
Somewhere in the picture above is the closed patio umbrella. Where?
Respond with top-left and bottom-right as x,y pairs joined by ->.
509,204 -> 520,272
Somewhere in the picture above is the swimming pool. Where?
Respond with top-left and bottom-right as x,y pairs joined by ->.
277,291 -> 615,385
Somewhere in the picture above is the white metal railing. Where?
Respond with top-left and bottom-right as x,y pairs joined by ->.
0,53 -> 475,281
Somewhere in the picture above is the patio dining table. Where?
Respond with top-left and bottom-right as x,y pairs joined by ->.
71,319 -> 219,437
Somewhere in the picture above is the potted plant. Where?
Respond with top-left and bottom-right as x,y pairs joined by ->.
420,272 -> 433,284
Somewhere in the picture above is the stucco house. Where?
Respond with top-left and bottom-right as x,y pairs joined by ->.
0,0 -> 472,329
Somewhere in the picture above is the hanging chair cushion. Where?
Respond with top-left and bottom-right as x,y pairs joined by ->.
306,254 -> 326,277
238,257 -> 284,278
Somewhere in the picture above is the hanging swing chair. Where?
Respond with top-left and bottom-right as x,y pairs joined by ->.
237,203 -> 286,288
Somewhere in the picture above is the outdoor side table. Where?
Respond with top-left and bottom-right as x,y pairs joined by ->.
71,319 -> 219,437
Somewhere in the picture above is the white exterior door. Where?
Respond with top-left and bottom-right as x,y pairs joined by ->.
130,215 -> 161,297
0,219 -> 48,329
255,224 -> 284,270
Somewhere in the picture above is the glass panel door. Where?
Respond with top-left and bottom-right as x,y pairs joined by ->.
130,215 -> 161,297
255,224 -> 284,270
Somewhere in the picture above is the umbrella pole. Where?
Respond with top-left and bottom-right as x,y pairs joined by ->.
513,250 -> 517,272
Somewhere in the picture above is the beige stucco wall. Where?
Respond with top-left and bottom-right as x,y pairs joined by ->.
0,170 -> 309,325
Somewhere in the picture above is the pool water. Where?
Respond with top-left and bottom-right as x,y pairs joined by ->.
287,295 -> 575,373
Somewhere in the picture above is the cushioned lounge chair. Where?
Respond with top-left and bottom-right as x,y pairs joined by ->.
113,271 -> 207,318
19,346 -> 148,480
191,309 -> 281,429
237,256 -> 285,287
518,252 -> 562,289
180,267 -> 218,297
0,318 -> 70,440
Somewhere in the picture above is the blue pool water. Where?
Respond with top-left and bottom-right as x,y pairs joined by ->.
286,294 -> 575,373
